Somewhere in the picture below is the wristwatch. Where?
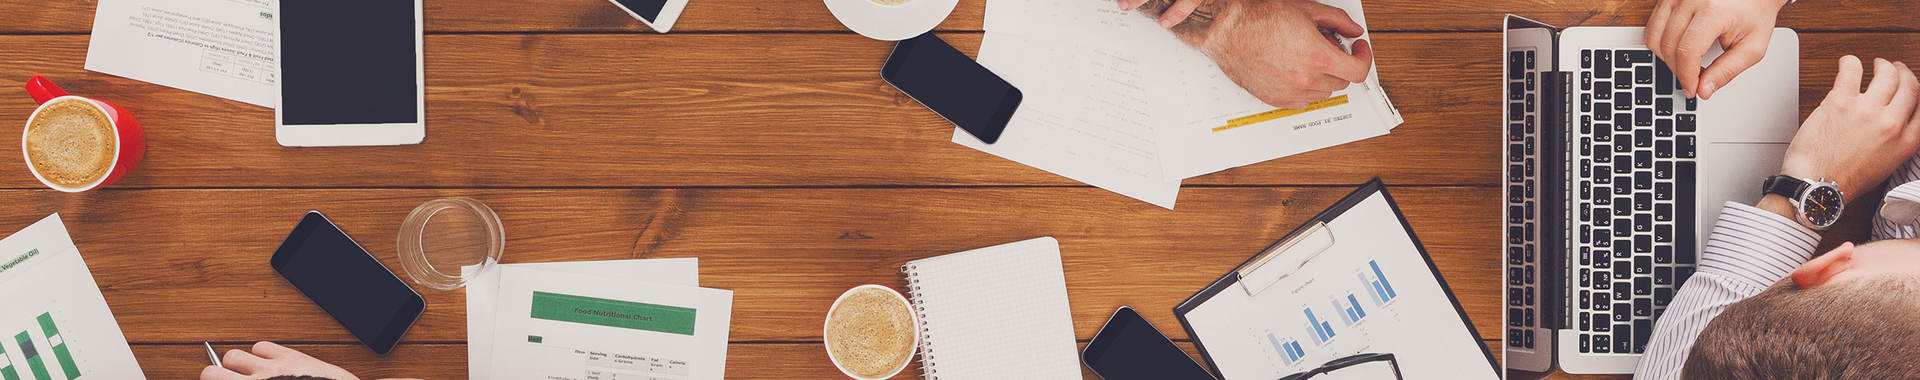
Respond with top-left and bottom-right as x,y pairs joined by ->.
1762,175 -> 1844,230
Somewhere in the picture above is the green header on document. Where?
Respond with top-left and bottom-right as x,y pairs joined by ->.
530,291 -> 697,336
0,249 -> 39,276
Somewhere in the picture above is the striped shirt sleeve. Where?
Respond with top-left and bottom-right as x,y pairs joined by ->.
1875,153 -> 1920,240
1632,202 -> 1818,380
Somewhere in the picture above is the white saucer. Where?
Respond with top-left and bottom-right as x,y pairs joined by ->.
824,0 -> 959,41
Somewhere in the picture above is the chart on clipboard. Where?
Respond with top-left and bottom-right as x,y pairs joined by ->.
1174,180 -> 1497,380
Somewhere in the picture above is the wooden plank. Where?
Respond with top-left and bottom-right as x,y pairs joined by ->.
3,33 -> 1915,189
134,343 -> 869,380
134,340 -> 1504,379
0,186 -> 1500,344
1,0 -> 1913,34
0,32 -> 1499,188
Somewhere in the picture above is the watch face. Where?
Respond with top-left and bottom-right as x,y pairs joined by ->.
1802,185 -> 1843,227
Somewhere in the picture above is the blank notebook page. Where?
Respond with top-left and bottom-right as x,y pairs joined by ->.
902,237 -> 1081,379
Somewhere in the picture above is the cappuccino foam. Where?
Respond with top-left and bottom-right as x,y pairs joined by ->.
826,287 -> 916,378
25,99 -> 116,189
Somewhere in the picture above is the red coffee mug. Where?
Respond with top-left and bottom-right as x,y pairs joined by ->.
21,76 -> 145,192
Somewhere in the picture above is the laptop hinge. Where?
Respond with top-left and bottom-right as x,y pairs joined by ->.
1541,70 -> 1570,329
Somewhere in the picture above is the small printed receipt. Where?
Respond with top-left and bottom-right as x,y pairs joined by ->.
85,0 -> 280,107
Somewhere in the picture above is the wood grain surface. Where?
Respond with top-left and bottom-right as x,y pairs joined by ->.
0,0 -> 1911,378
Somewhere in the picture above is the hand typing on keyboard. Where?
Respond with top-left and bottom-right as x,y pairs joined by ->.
1643,0 -> 1789,99
1115,0 -> 1374,108
1770,56 -> 1920,214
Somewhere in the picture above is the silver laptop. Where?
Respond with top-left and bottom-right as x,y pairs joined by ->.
1501,15 -> 1799,376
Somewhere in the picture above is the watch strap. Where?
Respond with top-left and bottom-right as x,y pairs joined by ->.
1763,175 -> 1809,200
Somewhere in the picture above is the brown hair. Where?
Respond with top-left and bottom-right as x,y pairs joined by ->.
1682,277 -> 1920,379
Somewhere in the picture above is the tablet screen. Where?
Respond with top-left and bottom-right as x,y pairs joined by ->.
280,0 -> 418,125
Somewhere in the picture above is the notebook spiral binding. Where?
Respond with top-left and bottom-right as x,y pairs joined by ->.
902,263 -> 938,379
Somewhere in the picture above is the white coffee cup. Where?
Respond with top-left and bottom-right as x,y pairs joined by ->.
824,284 -> 920,379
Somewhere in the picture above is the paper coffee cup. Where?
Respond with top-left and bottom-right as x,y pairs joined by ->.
824,284 -> 920,379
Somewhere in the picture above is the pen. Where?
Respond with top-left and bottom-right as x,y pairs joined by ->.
204,342 -> 222,367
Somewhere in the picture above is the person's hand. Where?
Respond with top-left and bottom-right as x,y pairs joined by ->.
200,342 -> 361,380
1778,56 -> 1920,202
1117,0 -> 1208,29
1195,0 -> 1374,108
1644,0 -> 1788,99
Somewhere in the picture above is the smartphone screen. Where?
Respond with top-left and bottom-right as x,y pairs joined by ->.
882,33 -> 1022,144
1084,307 -> 1215,380
271,212 -> 424,354
279,0 -> 419,126
611,0 -> 667,22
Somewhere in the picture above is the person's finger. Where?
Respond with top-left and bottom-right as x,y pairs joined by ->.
1891,62 -> 1917,105
1301,1 -> 1365,38
1118,0 -> 1150,11
1308,74 -> 1350,92
221,349 -> 268,374
1908,64 -> 1920,135
1658,10 -> 1698,95
1157,0 -> 1204,28
1697,30 -> 1770,100
1644,0 -> 1675,53
1833,55 -> 1865,96
250,341 -> 302,359
1890,62 -> 1920,141
1865,58 -> 1900,103
200,365 -> 248,380
1670,17 -> 1721,98
1322,39 -> 1373,83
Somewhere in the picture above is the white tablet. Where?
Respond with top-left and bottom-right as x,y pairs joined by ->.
275,0 -> 426,147
608,0 -> 692,33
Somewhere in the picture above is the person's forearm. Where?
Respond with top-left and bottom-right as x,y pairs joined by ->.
1136,0 -> 1225,45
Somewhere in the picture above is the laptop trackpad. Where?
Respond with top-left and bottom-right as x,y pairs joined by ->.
1696,142 -> 1789,230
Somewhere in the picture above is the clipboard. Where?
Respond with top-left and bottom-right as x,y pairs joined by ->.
1171,179 -> 1498,380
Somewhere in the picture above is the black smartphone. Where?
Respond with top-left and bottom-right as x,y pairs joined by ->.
1084,306 -> 1216,380
881,33 -> 1023,144
270,211 -> 424,354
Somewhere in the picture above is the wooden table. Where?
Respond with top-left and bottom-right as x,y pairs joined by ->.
0,0 -> 1913,378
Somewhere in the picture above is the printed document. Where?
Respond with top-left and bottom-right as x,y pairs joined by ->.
0,214 -> 145,379
488,265 -> 733,380
467,258 -> 700,380
86,0 -> 279,107
966,32 -> 1182,208
968,0 -> 1400,207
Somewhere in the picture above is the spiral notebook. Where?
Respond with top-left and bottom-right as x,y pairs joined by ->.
901,237 -> 1081,379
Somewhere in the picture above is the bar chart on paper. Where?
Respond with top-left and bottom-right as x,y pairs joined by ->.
1246,258 -> 1409,373
1359,259 -> 1398,306
0,307 -> 85,380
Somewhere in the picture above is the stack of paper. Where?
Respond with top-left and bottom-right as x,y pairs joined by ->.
960,0 -> 1402,208
468,258 -> 735,380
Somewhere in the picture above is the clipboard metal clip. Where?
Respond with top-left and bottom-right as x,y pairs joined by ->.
1236,222 -> 1335,296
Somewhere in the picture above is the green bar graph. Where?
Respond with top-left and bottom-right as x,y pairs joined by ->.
14,332 -> 47,380
35,314 -> 77,379
0,338 -> 20,380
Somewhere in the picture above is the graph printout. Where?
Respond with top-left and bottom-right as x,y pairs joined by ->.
0,214 -> 145,379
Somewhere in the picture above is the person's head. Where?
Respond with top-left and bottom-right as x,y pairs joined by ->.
1682,239 -> 1920,379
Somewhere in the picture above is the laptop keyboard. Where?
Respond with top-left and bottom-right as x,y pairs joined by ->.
1504,49 -> 1540,351
1571,48 -> 1699,355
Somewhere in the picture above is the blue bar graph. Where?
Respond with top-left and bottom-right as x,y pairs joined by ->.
1268,332 -> 1306,365
1361,259 -> 1398,306
1303,307 -> 1336,344
1370,260 -> 1397,298
1331,294 -> 1367,327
